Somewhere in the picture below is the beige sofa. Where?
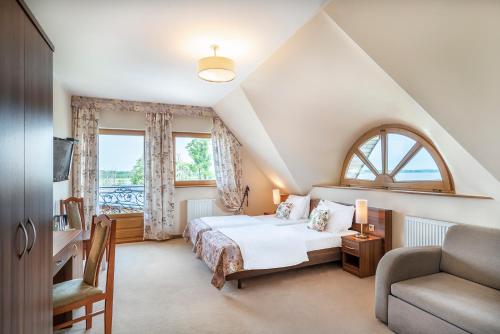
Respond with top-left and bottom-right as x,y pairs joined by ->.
375,224 -> 500,334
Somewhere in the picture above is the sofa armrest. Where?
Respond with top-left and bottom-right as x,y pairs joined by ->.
375,246 -> 442,323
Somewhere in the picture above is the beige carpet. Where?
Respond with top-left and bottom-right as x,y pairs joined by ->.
58,239 -> 392,334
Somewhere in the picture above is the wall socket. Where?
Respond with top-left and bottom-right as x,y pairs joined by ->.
368,224 -> 375,232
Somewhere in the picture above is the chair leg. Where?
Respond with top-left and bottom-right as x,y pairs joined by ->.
85,303 -> 93,329
104,298 -> 113,334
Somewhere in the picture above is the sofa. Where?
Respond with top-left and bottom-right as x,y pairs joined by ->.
375,224 -> 500,334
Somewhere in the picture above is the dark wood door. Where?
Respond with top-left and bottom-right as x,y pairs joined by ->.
0,1 -> 27,333
23,14 -> 54,334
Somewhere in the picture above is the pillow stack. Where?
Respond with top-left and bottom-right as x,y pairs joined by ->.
307,200 -> 355,233
284,194 -> 310,220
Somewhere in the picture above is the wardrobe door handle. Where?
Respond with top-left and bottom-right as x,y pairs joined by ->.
26,218 -> 37,253
18,222 -> 28,258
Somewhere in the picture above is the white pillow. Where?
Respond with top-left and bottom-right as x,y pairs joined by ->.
285,194 -> 310,220
317,200 -> 355,233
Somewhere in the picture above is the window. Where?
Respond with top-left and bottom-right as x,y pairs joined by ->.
341,125 -> 454,193
173,132 -> 216,187
98,129 -> 145,214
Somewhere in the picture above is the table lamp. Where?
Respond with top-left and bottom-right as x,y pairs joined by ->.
355,199 -> 368,239
272,189 -> 281,205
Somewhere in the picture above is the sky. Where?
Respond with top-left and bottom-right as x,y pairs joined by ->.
99,135 -> 144,171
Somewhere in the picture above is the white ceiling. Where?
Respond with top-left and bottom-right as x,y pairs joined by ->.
27,0 -> 327,106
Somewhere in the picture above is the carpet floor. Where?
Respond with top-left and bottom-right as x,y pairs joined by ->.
57,239 -> 391,334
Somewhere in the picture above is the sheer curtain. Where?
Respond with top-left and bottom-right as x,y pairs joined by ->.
143,112 -> 176,240
211,117 -> 244,213
71,106 -> 99,228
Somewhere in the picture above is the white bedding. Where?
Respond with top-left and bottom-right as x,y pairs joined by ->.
199,214 -> 306,230
285,224 -> 358,251
219,224 -> 309,270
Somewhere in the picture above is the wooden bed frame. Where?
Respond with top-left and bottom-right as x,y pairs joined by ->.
226,199 -> 392,288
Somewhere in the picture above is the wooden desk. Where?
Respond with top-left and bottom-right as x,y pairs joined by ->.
53,230 -> 85,326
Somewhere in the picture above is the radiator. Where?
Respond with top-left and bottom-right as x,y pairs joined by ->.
187,199 -> 216,222
404,216 -> 456,247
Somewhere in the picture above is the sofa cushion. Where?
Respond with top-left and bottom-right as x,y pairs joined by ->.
441,224 -> 500,290
391,272 -> 500,334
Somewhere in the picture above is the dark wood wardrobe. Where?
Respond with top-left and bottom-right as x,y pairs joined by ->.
0,0 -> 54,333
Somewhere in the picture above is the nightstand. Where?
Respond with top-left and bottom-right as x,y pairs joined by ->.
263,212 -> 275,215
341,235 -> 383,278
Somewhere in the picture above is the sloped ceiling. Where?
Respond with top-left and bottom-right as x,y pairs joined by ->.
215,10 -> 499,199
324,0 -> 500,181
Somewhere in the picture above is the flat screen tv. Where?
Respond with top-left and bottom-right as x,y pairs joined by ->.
53,137 -> 77,182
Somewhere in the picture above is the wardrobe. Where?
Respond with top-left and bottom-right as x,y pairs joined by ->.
0,0 -> 54,333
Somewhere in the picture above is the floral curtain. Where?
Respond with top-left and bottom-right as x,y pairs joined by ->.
71,106 -> 99,229
143,112 -> 176,240
211,117 -> 244,213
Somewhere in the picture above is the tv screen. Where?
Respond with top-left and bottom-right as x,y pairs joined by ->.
53,137 -> 77,182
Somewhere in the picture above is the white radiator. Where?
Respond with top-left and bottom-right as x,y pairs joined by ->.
187,199 -> 216,222
404,216 -> 456,247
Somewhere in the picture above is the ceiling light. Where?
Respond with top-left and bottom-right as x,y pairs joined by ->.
198,45 -> 235,83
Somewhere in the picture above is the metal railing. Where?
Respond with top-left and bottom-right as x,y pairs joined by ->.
98,185 -> 144,214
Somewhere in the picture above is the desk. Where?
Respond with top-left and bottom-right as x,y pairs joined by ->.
53,230 -> 87,325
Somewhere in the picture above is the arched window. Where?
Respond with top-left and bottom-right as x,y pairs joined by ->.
340,125 -> 454,193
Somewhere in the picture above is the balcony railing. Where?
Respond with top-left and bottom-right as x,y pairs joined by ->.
98,185 -> 144,215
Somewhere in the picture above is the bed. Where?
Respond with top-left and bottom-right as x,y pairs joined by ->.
183,199 -> 310,253
196,199 -> 392,289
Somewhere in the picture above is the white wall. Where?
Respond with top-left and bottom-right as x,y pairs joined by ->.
99,110 -> 275,234
214,10 -> 500,246
325,0 -> 500,181
52,77 -> 72,214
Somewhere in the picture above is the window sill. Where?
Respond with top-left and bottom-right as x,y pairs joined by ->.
312,184 -> 494,200
175,184 -> 217,188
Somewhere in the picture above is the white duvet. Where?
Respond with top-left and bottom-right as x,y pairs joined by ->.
199,214 -> 307,230
219,224 -> 309,270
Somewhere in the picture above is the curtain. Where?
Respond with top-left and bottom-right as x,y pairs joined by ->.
211,117 -> 244,213
72,106 -> 99,229
143,112 -> 175,240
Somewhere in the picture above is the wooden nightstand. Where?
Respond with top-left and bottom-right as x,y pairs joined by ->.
341,235 -> 383,278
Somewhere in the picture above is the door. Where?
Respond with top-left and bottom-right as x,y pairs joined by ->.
0,0 -> 26,333
23,14 -> 54,334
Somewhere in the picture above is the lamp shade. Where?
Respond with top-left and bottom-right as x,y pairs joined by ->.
272,189 -> 281,205
355,199 -> 368,225
198,45 -> 235,82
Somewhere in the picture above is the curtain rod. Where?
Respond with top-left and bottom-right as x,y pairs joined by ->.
71,96 -> 216,118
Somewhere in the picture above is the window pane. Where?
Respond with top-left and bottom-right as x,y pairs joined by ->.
345,154 -> 376,181
394,148 -> 442,181
359,135 -> 382,173
98,134 -> 144,214
175,136 -> 215,181
387,133 -> 416,173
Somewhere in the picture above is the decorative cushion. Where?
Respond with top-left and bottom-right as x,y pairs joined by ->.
66,201 -> 83,230
53,278 -> 103,309
285,194 -> 311,220
307,208 -> 329,232
276,202 -> 294,219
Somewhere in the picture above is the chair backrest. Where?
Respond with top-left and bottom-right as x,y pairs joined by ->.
83,215 -> 117,290
441,224 -> 500,290
60,197 -> 85,230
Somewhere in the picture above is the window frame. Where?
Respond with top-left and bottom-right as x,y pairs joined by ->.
98,128 -> 146,216
173,132 -> 216,187
340,124 -> 454,193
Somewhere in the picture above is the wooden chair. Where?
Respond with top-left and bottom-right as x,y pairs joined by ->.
53,215 -> 117,333
60,197 -> 90,258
